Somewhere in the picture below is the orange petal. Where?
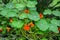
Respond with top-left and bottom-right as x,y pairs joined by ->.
23,24 -> 30,31
58,28 -> 60,31
28,22 -> 34,27
24,9 -> 29,13
39,13 -> 43,19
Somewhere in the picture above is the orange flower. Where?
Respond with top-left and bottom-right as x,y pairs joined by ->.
0,28 -> 2,32
9,18 -> 13,22
6,27 -> 11,32
39,13 -> 43,19
24,9 -> 29,13
23,24 -> 30,31
28,22 -> 34,27
58,27 -> 60,31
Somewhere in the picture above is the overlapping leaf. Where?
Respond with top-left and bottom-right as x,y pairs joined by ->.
15,3 -> 26,10
52,10 -> 60,16
35,19 -> 49,31
10,20 -> 24,28
49,0 -> 60,7
43,9 -> 52,15
18,13 -> 28,19
49,24 -> 59,33
28,11 -> 40,21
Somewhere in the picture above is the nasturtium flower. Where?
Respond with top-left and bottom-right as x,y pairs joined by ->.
58,27 -> 60,31
39,13 -> 43,19
28,22 -> 34,27
9,18 -> 13,22
23,24 -> 30,31
0,28 -> 2,32
6,27 -> 11,32
24,9 -> 29,13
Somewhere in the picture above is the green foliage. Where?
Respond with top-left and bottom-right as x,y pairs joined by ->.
0,0 -> 60,40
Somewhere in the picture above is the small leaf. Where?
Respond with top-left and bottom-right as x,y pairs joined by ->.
49,24 -> 59,33
10,20 -> 24,28
35,19 -> 49,31
6,3 -> 14,9
41,38 -> 48,40
57,20 -> 60,26
28,11 -> 40,21
18,13 -> 28,19
54,3 -> 60,7
6,11 -> 17,17
27,1 -> 37,8
51,19 -> 60,26
49,0 -> 60,7
43,9 -> 52,15
52,10 -> 60,16
0,8 -> 8,16
15,3 -> 25,10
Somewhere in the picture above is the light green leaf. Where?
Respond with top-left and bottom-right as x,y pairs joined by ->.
41,38 -> 48,40
52,10 -> 60,16
54,3 -> 60,7
15,3 -> 26,10
10,20 -> 24,28
43,9 -> 52,15
6,11 -> 17,17
18,13 -> 28,19
51,19 -> 60,26
12,0 -> 17,3
28,11 -> 40,21
35,19 -> 49,31
6,3 -> 15,9
0,8 -> 9,16
29,7 -> 36,10
49,24 -> 59,33
49,0 -> 60,7
57,20 -> 60,26
27,1 -> 37,8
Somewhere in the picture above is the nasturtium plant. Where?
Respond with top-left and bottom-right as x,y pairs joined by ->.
0,0 -> 60,40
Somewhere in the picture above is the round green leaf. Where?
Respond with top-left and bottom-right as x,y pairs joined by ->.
10,20 -> 24,28
49,24 -> 59,33
52,10 -> 60,16
15,3 -> 25,10
43,9 -> 52,15
28,11 -> 40,21
35,19 -> 49,31
18,13 -> 28,19
27,1 -> 37,8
